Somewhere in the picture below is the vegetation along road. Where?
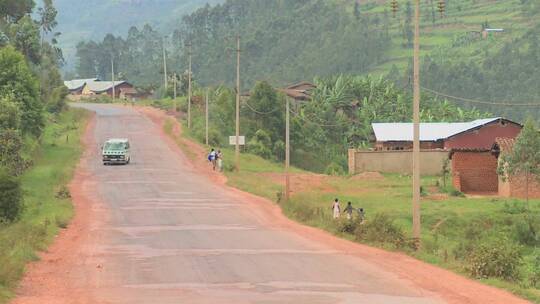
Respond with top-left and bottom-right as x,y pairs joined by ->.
11,104 -> 529,304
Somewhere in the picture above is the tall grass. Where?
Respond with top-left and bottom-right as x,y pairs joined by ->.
0,108 -> 89,302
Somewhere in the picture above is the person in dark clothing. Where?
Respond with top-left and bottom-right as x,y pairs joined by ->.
344,201 -> 354,220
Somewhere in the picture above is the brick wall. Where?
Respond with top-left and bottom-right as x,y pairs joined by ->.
500,174 -> 540,199
452,151 -> 498,193
445,121 -> 522,150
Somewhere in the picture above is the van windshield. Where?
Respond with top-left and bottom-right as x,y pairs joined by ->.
104,142 -> 126,150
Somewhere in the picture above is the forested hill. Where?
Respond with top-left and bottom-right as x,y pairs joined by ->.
55,0 -> 223,68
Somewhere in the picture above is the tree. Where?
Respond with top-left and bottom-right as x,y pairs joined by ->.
0,168 -> 23,222
0,46 -> 42,136
0,0 -> 34,22
8,15 -> 41,63
37,0 -> 58,41
498,119 -> 540,205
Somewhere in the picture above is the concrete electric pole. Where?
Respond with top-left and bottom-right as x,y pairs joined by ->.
173,72 -> 177,112
111,58 -> 115,103
285,97 -> 291,201
235,35 -> 241,172
412,0 -> 421,247
162,39 -> 168,93
188,42 -> 193,129
205,88 -> 209,146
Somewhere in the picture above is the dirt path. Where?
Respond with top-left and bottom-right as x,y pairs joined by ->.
11,104 -> 531,304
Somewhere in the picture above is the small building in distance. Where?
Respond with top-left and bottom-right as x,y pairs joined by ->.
371,118 -> 522,151
278,81 -> 316,102
64,78 -> 99,95
82,80 -> 135,99
64,78 -> 139,100
482,28 -> 504,39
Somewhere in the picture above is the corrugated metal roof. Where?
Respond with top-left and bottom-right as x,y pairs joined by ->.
372,118 -> 502,141
86,80 -> 127,93
63,78 -> 98,91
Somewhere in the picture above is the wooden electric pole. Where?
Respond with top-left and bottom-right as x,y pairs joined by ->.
205,88 -> 209,146
235,35 -> 241,172
111,58 -> 115,103
285,97 -> 291,201
187,42 -> 193,129
412,0 -> 421,247
162,39 -> 168,92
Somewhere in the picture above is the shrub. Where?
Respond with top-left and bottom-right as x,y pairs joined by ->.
55,216 -> 69,229
354,213 -> 405,248
513,215 -> 539,246
337,219 -> 360,234
502,200 -> 527,214
55,185 -> 71,199
467,238 -> 522,281
247,129 -> 272,159
449,188 -> 465,197
324,162 -> 345,176
529,251 -> 540,288
0,169 -> 23,222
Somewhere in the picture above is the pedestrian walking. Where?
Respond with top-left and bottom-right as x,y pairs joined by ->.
208,148 -> 217,170
344,201 -> 354,220
217,150 -> 223,172
332,198 -> 340,219
357,207 -> 365,223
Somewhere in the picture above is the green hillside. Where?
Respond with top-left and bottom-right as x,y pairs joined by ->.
72,0 -> 540,119
54,0 -> 224,68
361,0 -> 537,74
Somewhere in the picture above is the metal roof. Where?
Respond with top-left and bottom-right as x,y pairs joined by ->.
63,78 -> 98,91
86,80 -> 127,93
372,118 -> 503,142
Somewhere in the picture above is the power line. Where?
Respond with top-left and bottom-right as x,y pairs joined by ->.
288,108 -> 350,128
421,86 -> 540,107
243,100 -> 280,115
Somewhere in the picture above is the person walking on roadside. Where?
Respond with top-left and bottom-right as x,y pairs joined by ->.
208,148 -> 217,170
357,207 -> 365,223
332,198 -> 341,219
217,150 -> 223,172
344,201 -> 354,220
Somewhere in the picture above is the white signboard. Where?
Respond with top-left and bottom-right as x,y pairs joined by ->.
229,136 -> 246,145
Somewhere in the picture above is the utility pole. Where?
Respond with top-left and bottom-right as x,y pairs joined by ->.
205,88 -> 209,146
412,0 -> 421,248
235,35 -> 241,172
188,42 -> 192,129
173,72 -> 177,111
285,97 -> 291,201
162,39 -> 168,93
111,57 -> 115,103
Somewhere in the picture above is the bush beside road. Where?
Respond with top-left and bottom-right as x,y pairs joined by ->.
0,108 -> 89,303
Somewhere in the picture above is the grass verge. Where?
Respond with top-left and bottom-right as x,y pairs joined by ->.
0,108 -> 90,303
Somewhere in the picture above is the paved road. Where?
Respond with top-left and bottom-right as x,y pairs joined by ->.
70,104 -> 442,304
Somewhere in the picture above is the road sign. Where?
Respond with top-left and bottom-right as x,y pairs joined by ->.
229,136 -> 245,145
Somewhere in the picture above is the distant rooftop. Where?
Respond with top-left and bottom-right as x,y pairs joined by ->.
63,78 -> 98,91
85,80 -> 127,93
372,118 -> 518,142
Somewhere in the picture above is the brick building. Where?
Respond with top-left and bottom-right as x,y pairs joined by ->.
372,118 -> 521,151
450,149 -> 499,193
496,138 -> 540,199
